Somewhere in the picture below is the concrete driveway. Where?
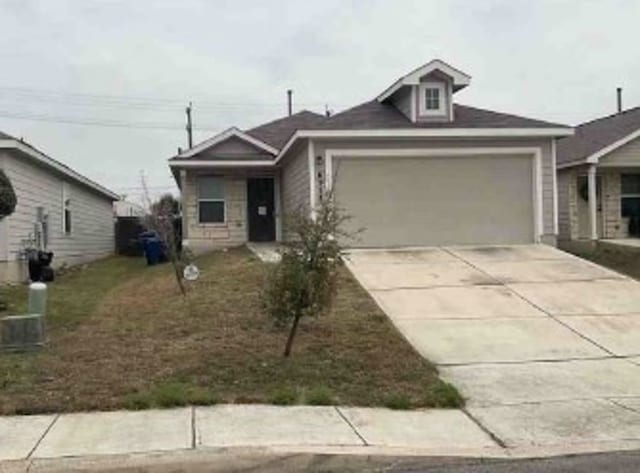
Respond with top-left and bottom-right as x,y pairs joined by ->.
345,245 -> 640,449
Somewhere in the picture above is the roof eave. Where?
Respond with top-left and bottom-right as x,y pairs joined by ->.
0,139 -> 119,200
558,127 -> 640,169
275,127 -> 574,163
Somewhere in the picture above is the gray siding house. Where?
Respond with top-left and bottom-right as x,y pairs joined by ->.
169,59 -> 572,251
0,132 -> 118,282
557,107 -> 640,241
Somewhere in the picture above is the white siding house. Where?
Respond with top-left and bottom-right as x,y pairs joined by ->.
0,134 -> 118,282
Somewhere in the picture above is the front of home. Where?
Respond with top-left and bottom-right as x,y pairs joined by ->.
557,107 -> 640,242
0,132 -> 119,281
169,60 -> 572,251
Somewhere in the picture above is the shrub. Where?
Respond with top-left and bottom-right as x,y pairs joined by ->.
0,170 -> 16,218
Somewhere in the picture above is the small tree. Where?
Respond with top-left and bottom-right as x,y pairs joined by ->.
151,193 -> 180,216
263,195 -> 354,357
141,180 -> 189,297
0,170 -> 17,218
0,170 -> 16,310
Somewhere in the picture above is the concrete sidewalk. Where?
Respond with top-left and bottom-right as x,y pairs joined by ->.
0,405 -> 499,463
4,404 -> 640,471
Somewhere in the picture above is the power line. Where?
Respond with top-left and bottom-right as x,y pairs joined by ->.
0,109 -> 222,131
0,85 -> 332,111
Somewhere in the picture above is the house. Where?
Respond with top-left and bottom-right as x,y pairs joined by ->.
557,106 -> 640,242
0,132 -> 119,281
114,199 -> 146,217
169,59 -> 572,251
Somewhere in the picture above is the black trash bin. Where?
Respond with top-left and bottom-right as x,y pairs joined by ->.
28,250 -> 54,282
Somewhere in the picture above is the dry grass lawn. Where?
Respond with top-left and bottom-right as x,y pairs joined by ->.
566,243 -> 640,281
0,247 -> 460,414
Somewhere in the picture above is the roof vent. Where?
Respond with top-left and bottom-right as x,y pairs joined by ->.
617,87 -> 623,114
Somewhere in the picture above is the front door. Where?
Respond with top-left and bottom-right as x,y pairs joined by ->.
247,178 -> 275,242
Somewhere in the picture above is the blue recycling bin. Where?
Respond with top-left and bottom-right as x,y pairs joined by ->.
139,231 -> 166,266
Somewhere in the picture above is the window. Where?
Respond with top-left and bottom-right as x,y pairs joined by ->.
621,174 -> 640,218
197,176 -> 225,223
418,82 -> 446,116
62,183 -> 71,234
425,87 -> 440,110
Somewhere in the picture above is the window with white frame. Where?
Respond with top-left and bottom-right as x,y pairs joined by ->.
621,174 -> 640,218
62,182 -> 72,234
197,176 -> 225,223
418,82 -> 446,116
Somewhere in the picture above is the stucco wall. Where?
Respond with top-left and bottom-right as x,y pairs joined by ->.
0,150 -> 115,281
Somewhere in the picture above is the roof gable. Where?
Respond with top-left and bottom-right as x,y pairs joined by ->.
377,59 -> 471,102
173,127 -> 279,159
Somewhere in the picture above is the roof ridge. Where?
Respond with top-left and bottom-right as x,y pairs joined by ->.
246,109 -> 325,132
574,105 -> 640,128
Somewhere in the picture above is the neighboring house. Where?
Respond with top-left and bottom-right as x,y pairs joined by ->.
114,199 -> 146,217
169,59 -> 572,251
0,132 -> 119,282
557,106 -> 640,241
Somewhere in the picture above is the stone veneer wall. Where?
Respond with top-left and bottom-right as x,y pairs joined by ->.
562,167 -> 624,240
182,172 -> 248,253
601,170 -> 624,239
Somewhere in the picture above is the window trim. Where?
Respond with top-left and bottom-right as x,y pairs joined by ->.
197,176 -> 226,224
418,81 -> 446,116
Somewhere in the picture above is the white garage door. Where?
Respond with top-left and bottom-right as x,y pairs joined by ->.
332,154 -> 535,247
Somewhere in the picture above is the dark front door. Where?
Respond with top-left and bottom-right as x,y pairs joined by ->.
247,178 -> 276,242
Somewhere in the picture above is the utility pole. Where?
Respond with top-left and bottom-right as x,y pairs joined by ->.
287,90 -> 293,116
185,102 -> 193,149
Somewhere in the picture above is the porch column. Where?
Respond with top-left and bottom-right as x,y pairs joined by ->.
588,164 -> 598,240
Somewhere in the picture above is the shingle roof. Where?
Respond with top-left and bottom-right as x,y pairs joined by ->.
245,110 -> 327,149
557,106 -> 640,165
313,100 -> 567,130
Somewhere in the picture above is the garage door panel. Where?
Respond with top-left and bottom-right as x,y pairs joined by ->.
333,155 -> 534,247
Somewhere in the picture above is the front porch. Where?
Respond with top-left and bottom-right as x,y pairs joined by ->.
178,168 -> 282,254
559,165 -> 640,242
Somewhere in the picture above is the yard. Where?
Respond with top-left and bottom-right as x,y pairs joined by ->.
565,243 -> 640,280
0,247 -> 460,415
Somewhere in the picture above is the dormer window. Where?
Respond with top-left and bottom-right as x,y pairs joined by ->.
419,82 -> 446,116
425,87 -> 440,110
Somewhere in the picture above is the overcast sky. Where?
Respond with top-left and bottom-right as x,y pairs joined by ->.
0,0 -> 638,204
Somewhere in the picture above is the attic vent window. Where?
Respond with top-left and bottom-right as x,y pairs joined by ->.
418,82 -> 446,116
